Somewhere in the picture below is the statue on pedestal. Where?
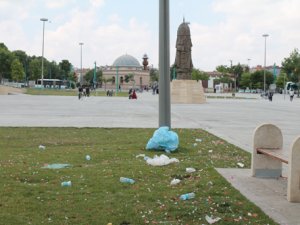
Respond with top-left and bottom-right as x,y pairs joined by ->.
174,18 -> 193,80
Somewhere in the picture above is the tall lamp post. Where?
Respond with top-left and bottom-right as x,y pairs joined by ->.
247,58 -> 251,90
247,58 -> 251,70
159,0 -> 170,128
79,42 -> 84,85
93,61 -> 97,89
262,34 -> 269,94
40,18 -> 48,87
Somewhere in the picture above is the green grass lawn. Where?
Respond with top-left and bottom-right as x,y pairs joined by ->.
0,128 -> 277,225
25,88 -> 129,97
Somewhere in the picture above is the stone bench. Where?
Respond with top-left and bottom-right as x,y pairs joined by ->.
251,123 -> 300,202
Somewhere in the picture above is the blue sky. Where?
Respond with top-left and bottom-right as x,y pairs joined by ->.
1,0 -> 300,71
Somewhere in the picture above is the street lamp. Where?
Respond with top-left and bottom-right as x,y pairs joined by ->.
247,58 -> 251,90
93,61 -> 97,89
79,42 -> 84,85
40,18 -> 48,87
159,0 -> 170,128
247,58 -> 251,71
262,34 -> 269,94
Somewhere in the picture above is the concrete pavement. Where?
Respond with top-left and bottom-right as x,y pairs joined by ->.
1,91 -> 300,224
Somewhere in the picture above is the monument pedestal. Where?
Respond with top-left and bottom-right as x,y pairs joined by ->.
171,80 -> 206,104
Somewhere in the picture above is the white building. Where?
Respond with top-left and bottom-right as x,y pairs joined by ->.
102,54 -> 150,91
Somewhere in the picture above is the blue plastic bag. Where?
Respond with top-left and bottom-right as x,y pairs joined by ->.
146,126 -> 179,152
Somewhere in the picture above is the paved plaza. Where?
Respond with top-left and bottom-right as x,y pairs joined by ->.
1,91 -> 299,153
1,90 -> 300,224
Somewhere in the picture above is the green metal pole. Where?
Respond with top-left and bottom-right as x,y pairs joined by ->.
273,63 -> 276,82
116,66 -> 119,95
159,0 -> 171,128
93,61 -> 97,89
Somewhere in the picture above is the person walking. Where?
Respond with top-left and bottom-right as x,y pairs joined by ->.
268,91 -> 273,102
78,86 -> 83,99
290,89 -> 295,102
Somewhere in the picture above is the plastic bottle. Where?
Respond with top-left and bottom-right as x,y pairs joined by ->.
186,167 -> 196,173
180,192 -> 195,200
61,181 -> 72,187
119,177 -> 135,184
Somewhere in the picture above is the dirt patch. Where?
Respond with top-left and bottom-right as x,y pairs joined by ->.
0,85 -> 25,95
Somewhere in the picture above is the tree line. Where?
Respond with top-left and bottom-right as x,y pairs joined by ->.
214,49 -> 300,91
1,41 -> 299,91
0,43 -> 78,84
0,42 -> 108,88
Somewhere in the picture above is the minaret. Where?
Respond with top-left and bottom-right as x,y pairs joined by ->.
142,54 -> 149,70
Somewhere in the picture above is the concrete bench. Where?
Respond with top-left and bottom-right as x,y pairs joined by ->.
251,123 -> 300,202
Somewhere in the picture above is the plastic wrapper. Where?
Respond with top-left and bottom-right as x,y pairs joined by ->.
42,163 -> 71,169
146,126 -> 179,152
146,154 -> 179,166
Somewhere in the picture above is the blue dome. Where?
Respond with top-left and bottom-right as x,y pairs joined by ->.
112,54 -> 141,67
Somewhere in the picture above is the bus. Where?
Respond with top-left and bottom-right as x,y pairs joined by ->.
36,79 -> 65,89
285,82 -> 298,93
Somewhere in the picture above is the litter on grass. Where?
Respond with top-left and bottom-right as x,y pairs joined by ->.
170,178 -> 181,185
85,155 -> 91,161
136,154 -> 146,158
195,138 -> 202,142
205,215 -> 221,224
39,145 -> 46,150
42,164 -> 71,169
237,162 -> 244,168
146,126 -> 179,152
146,154 -> 179,166
186,167 -> 196,173
61,181 -> 72,187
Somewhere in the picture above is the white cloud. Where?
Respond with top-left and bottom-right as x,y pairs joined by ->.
188,0 -> 300,70
45,0 -> 69,9
108,13 -> 121,24
89,0 -> 105,8
1,0 -> 300,72
42,3 -> 153,69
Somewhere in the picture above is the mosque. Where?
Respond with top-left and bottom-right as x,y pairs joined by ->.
102,54 -> 150,90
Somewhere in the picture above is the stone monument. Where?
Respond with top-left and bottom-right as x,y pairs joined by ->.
171,19 -> 206,104
174,18 -> 193,80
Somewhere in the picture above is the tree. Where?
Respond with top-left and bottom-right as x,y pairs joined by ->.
239,72 -> 251,89
125,73 -> 134,83
47,61 -> 61,79
29,58 -> 42,81
0,46 -> 13,80
11,59 -> 25,82
59,60 -> 72,80
232,63 -> 244,87
191,68 -> 209,81
250,70 -> 274,89
12,50 -> 29,80
150,68 -> 158,82
0,43 -> 9,51
84,69 -> 102,85
101,77 -> 112,91
216,65 -> 230,74
281,48 -> 300,83
275,72 -> 288,89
